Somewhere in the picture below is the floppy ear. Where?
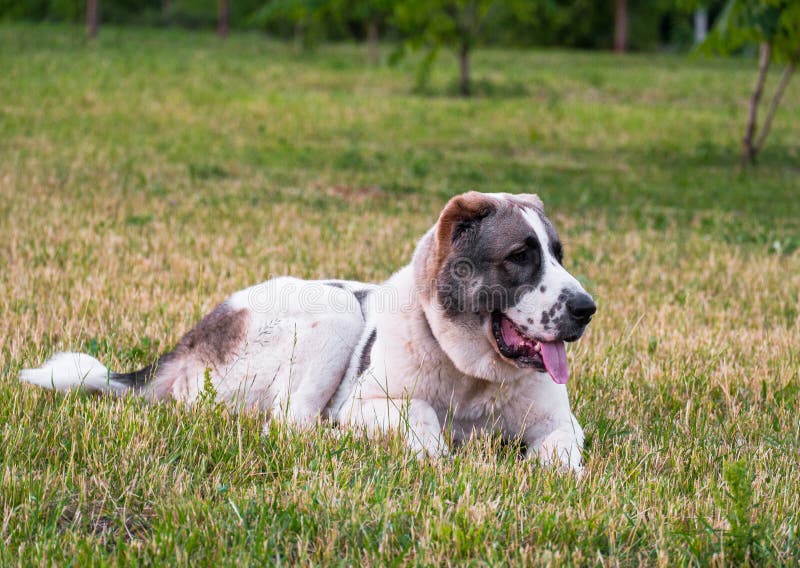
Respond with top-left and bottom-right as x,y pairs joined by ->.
413,191 -> 496,301
434,191 -> 496,267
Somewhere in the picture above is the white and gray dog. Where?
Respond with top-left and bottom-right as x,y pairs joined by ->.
20,191 -> 596,473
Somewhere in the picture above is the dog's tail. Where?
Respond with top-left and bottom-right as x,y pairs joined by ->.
18,352 -> 154,395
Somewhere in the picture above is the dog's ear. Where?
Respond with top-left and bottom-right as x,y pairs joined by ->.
413,191 -> 496,300
434,191 -> 496,262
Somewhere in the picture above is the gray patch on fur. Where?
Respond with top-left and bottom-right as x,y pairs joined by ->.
437,202 -> 553,316
112,302 -> 249,390
357,328 -> 377,376
111,360 -> 164,390
354,289 -> 371,320
325,283 -> 371,320
175,302 -> 249,366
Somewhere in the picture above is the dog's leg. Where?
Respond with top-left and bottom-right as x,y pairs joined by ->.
525,413 -> 585,476
342,398 -> 448,459
263,391 -> 330,432
258,312 -> 365,435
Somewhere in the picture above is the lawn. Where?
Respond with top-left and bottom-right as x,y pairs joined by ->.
1,23 -> 799,565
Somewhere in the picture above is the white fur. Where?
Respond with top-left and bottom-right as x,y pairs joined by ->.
20,278 -> 369,427
19,352 -> 128,394
154,277 -> 368,425
505,208 -> 589,339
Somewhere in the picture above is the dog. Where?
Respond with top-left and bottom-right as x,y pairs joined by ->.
20,191 -> 596,473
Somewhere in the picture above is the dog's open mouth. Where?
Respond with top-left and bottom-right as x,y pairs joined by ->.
491,312 -> 569,384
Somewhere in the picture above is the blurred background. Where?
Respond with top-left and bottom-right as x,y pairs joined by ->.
0,0 -> 732,53
0,1 -> 797,252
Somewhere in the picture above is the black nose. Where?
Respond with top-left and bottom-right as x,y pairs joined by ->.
566,294 -> 596,325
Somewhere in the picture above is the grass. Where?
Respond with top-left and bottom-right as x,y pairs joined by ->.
1,23 -> 799,565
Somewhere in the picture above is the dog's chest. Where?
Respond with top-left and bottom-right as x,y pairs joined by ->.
440,375 -> 522,435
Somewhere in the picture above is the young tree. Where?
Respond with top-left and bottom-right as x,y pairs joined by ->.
218,0 -> 230,38
328,0 -> 396,65
704,0 -> 800,163
252,0 -> 328,51
694,6 -> 708,43
87,0 -> 99,40
393,0 -> 519,96
614,0 -> 628,52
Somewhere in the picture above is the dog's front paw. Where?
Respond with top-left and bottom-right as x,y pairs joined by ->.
406,429 -> 449,460
529,429 -> 584,476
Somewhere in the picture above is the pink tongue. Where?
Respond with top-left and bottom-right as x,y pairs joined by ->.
540,341 -> 569,384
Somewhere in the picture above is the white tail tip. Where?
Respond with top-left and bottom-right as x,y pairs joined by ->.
19,352 -> 128,394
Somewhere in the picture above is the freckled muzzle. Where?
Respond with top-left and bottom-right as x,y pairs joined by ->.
492,290 -> 596,384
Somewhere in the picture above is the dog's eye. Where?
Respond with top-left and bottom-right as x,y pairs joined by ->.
505,248 -> 528,264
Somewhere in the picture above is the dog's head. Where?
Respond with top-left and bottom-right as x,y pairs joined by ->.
414,191 -> 596,384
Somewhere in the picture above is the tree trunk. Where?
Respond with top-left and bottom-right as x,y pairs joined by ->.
743,43 -> 771,164
459,42 -> 471,97
86,0 -> 99,41
294,21 -> 305,53
614,0 -> 627,53
367,20 -> 379,66
217,0 -> 229,39
753,57 -> 796,158
694,8 -> 708,44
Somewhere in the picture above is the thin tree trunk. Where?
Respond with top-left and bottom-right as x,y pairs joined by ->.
86,0 -> 99,41
459,41 -> 471,97
694,7 -> 708,44
753,57 -> 796,157
217,0 -> 230,39
614,0 -> 627,53
743,43 -> 771,164
294,21 -> 305,53
367,20 -> 379,66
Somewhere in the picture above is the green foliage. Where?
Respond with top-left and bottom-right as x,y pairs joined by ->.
720,459 -> 765,564
159,0 -> 266,29
252,0 -> 327,27
392,0 -> 500,50
428,0 -> 719,51
326,0 -> 395,28
196,367 -> 219,408
391,0 -> 531,92
700,0 -> 799,163
250,0 -> 330,47
0,0 -> 83,22
482,0 -> 602,48
0,0 -> 712,53
704,0 -> 800,62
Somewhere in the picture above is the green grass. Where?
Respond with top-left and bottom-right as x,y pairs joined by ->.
1,24 -> 799,565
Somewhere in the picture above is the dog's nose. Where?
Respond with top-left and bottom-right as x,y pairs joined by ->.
566,294 -> 596,325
